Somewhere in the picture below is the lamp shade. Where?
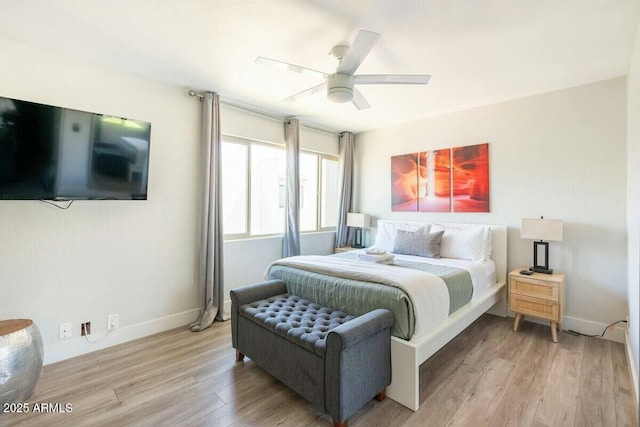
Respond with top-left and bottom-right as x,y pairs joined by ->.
521,218 -> 563,242
346,213 -> 370,228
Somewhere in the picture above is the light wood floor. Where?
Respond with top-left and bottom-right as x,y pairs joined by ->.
2,314 -> 637,426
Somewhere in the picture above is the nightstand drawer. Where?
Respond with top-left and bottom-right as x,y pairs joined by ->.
510,277 -> 559,301
510,293 -> 559,321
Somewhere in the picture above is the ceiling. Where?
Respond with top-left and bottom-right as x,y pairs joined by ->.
0,0 -> 638,133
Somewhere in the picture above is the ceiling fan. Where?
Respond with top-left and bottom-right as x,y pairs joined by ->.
256,30 -> 430,110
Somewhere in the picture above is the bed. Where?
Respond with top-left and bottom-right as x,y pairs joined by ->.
266,220 -> 508,411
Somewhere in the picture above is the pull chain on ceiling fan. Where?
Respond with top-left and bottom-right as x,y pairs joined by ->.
256,30 -> 430,110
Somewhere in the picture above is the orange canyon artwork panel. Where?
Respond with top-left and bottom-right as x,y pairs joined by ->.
391,143 -> 489,213
452,143 -> 489,212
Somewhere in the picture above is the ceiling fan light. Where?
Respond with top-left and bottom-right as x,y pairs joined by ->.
327,73 -> 355,103
328,87 -> 353,103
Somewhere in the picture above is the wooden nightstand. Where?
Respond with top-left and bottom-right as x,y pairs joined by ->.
334,246 -> 357,253
509,268 -> 566,343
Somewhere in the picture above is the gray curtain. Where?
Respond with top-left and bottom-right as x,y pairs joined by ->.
336,132 -> 355,247
283,118 -> 301,257
191,92 -> 225,332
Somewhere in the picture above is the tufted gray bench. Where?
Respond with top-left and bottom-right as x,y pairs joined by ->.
231,279 -> 392,427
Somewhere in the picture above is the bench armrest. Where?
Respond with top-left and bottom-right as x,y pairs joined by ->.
230,280 -> 287,348
230,280 -> 287,308
326,309 -> 393,351
324,308 -> 393,422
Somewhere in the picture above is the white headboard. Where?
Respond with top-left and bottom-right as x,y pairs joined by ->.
374,220 -> 508,285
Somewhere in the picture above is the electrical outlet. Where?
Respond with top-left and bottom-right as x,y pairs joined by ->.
107,314 -> 119,331
81,322 -> 91,336
59,322 -> 72,339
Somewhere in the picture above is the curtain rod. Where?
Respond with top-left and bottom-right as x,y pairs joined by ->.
187,89 -> 340,135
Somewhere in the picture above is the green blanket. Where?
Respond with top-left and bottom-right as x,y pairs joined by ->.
267,253 -> 473,340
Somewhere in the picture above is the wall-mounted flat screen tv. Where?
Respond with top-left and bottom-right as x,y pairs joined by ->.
0,96 -> 151,200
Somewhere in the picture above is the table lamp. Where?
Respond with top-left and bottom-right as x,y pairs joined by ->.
521,217 -> 563,274
347,213 -> 370,249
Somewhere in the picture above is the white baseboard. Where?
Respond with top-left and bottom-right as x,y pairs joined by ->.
625,329 -> 639,414
43,308 -> 201,365
561,315 -> 626,343
507,312 -> 626,343
223,299 -> 232,320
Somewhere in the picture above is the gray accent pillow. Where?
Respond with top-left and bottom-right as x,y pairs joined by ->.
393,229 -> 444,258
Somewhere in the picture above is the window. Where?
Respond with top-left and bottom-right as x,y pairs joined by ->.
321,158 -> 339,228
299,152 -> 318,232
250,143 -> 285,235
221,137 -> 338,238
221,142 -> 248,235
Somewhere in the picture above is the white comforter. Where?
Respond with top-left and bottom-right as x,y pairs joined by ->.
267,255 -> 450,336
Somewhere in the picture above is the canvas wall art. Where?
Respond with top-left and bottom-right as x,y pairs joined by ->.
391,143 -> 489,213
391,153 -> 420,211
452,143 -> 489,212
418,149 -> 451,212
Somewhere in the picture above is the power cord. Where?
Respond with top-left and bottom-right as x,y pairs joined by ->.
563,320 -> 627,338
40,199 -> 74,209
83,327 -> 114,343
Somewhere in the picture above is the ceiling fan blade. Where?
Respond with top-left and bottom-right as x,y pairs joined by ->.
283,82 -> 326,103
256,57 -> 328,80
352,88 -> 371,110
336,30 -> 380,75
354,74 -> 431,85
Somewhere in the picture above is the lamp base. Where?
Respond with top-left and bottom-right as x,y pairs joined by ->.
531,241 -> 553,274
530,266 -> 553,275
353,228 -> 364,249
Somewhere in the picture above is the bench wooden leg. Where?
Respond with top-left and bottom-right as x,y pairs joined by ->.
235,350 -> 245,361
331,389 -> 384,426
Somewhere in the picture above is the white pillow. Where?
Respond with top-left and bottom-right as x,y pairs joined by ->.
374,222 -> 431,252
431,224 -> 491,261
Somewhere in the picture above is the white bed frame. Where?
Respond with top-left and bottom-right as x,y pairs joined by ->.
379,221 -> 508,411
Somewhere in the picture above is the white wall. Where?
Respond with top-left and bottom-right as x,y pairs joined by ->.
626,22 -> 640,409
357,78 -> 628,341
220,105 -> 339,316
0,36 -> 203,364
0,37 -> 340,363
